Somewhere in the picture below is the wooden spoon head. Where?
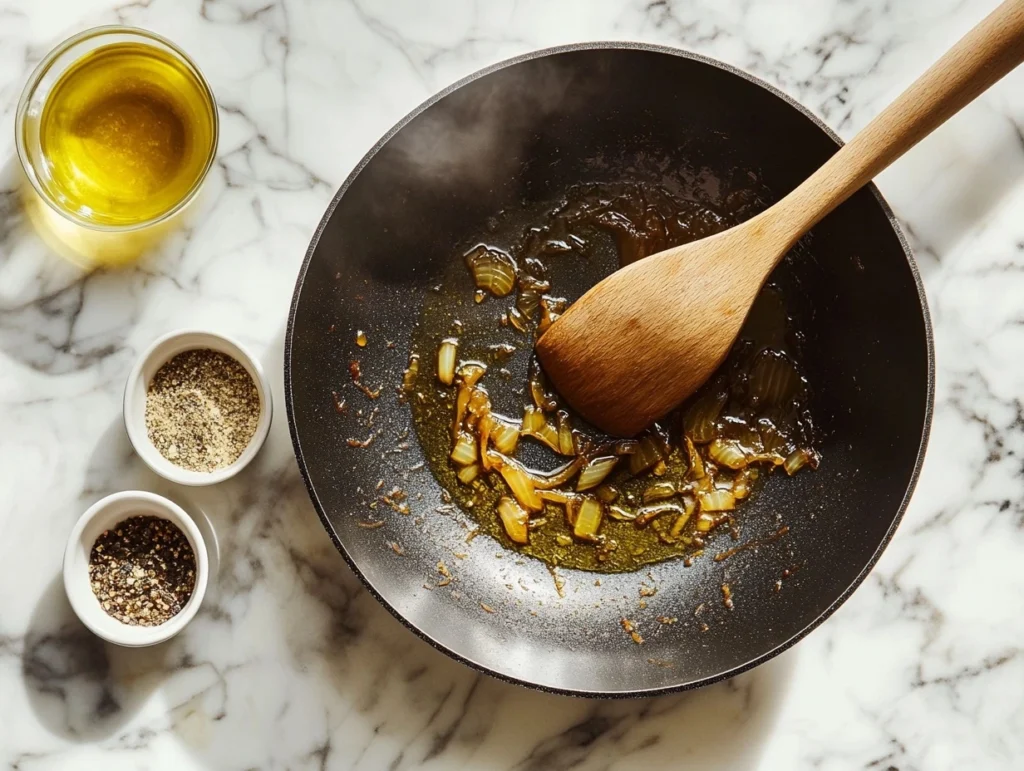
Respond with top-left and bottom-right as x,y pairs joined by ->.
536,225 -> 776,436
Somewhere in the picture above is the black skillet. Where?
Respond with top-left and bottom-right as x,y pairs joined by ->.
285,43 -> 933,696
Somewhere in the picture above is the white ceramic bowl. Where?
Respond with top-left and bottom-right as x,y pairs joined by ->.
63,490 -> 209,647
124,329 -> 272,486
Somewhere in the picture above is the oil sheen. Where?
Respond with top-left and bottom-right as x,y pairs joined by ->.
38,42 -> 215,226
410,182 -> 816,572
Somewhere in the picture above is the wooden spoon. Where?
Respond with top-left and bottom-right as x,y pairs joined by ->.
537,0 -> 1024,437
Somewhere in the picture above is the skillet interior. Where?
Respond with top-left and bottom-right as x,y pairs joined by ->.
285,44 -> 933,695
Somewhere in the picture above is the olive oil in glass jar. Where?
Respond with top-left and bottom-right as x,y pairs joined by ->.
16,27 -> 218,264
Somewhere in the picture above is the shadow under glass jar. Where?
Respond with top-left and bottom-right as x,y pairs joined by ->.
15,26 -> 218,266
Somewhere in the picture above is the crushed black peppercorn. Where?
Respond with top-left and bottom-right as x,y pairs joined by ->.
88,515 -> 197,626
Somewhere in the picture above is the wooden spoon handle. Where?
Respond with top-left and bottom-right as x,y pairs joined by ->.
764,0 -> 1024,252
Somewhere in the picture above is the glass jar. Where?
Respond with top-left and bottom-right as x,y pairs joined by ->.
15,26 -> 218,266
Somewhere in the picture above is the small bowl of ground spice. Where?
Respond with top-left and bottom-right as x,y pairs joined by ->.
124,330 -> 272,485
63,490 -> 209,646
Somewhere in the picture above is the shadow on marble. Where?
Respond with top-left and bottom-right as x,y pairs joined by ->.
890,116 -> 1024,278
20,575 -> 173,743
0,151 -> 198,378
0,155 -> 93,374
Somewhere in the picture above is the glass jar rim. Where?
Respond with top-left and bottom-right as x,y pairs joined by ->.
14,25 -> 219,233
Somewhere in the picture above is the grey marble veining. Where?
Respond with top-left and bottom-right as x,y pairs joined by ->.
1,0 -> 1023,769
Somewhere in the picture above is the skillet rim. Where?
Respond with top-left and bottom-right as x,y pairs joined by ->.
284,40 -> 936,698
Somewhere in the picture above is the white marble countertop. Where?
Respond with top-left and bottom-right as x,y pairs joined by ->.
2,0 -> 1023,768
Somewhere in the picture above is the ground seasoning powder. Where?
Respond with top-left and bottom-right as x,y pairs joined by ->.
146,348 -> 260,472
89,515 -> 197,626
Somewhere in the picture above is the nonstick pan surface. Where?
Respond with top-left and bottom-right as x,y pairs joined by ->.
285,43 -> 933,696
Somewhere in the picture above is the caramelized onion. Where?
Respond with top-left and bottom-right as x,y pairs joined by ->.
437,338 -> 458,385
573,497 -> 604,540
454,384 -> 471,439
607,505 -> 638,521
516,289 -> 541,319
465,245 -> 516,297
538,295 -> 567,336
508,306 -> 529,333
695,512 -> 717,532
528,363 -> 557,412
698,489 -> 736,512
556,411 -> 574,455
684,389 -> 727,443
669,496 -> 697,537
748,349 -> 800,407
477,414 -> 494,470
450,433 -> 477,466
490,419 -> 520,455
783,448 -> 819,475
757,416 -> 790,457
642,481 -> 676,503
458,361 -> 487,386
524,420 -> 562,454
685,437 -> 705,479
611,440 -> 639,456
522,405 -> 545,434
538,488 -> 574,505
635,502 -> 683,527
516,275 -> 549,319
497,497 -> 529,544
628,436 -> 664,476
732,467 -> 757,499
457,463 -> 480,484
576,456 -> 619,491
467,388 -> 489,418
429,185 -> 822,565
709,438 -> 748,470
494,454 -> 542,511
401,353 -> 420,394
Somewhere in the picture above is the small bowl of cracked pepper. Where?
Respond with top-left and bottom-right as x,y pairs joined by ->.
63,490 -> 209,646
124,330 -> 273,485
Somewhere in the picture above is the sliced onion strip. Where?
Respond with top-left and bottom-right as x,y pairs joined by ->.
576,456 -> 618,491
784,448 -> 819,475
607,505 -> 637,521
478,414 -> 494,470
457,463 -> 480,484
497,496 -> 529,544
628,436 -> 663,476
490,453 -> 542,511
437,338 -> 458,385
450,433 -> 477,466
709,438 -> 748,469
684,389 -> 727,444
573,497 -> 604,540
669,496 -> 697,537
635,502 -> 683,527
642,481 -> 676,503
698,489 -> 736,512
465,245 -> 516,297
490,418 -> 520,455
556,411 -> 574,455
686,437 -> 705,479
458,361 -> 487,387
